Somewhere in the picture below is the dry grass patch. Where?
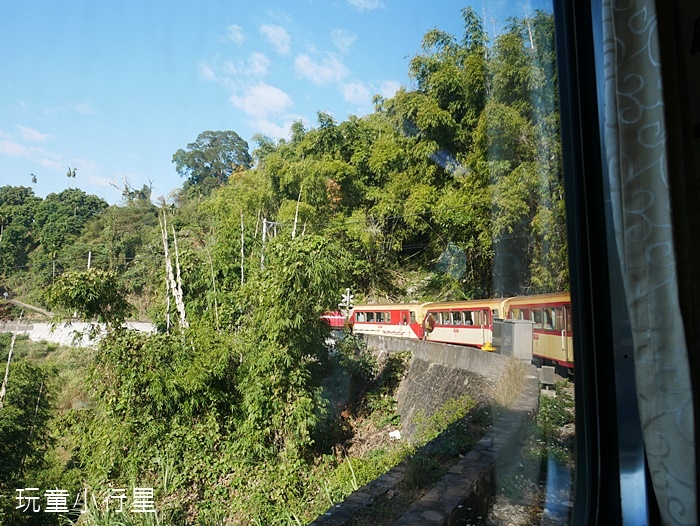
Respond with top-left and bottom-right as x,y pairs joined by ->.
493,358 -> 528,408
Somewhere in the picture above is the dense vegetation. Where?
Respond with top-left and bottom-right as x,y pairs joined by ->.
0,8 -> 565,524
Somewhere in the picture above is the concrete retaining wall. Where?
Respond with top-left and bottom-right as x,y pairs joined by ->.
361,335 -> 511,382
395,367 -> 539,525
0,321 -> 155,347
311,335 -> 539,525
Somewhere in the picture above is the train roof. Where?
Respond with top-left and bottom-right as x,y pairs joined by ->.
424,298 -> 505,310
352,303 -> 429,311
503,292 -> 571,306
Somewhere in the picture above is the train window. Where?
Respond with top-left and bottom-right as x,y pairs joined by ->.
409,311 -> 416,324
355,312 -> 365,323
510,308 -> 519,320
520,308 -> 530,320
473,310 -> 482,326
366,312 -> 374,323
440,312 -> 451,325
544,308 -> 555,330
376,312 -> 384,323
532,309 -> 543,329
452,311 -> 463,325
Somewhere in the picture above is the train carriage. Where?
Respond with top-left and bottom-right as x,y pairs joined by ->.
502,292 -> 573,370
350,303 -> 428,340
421,299 -> 504,350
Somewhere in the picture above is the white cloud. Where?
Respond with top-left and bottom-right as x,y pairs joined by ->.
226,24 -> 246,44
229,82 -> 293,119
37,158 -> 64,171
198,61 -> 217,81
45,101 -> 99,116
294,53 -> 349,86
331,29 -> 357,54
72,101 -> 98,115
198,58 -> 241,83
17,125 -> 53,142
0,139 -> 31,158
222,60 -> 238,75
347,0 -> 384,12
379,80 -> 401,98
249,118 -> 298,140
0,138 -> 101,181
339,81 -> 371,105
82,171 -> 117,189
260,24 -> 291,55
248,52 -> 270,76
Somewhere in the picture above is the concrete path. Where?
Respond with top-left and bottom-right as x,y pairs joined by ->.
6,299 -> 53,318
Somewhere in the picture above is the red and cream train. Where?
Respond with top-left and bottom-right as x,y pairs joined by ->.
329,292 -> 574,371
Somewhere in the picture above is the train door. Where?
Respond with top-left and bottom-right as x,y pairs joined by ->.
481,309 -> 490,346
563,304 -> 573,364
408,309 -> 423,339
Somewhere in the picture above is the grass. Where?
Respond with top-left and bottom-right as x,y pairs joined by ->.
493,358 -> 528,408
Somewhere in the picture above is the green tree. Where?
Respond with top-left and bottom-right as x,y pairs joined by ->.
46,269 -> 132,326
172,130 -> 253,189
233,235 -> 351,459
0,358 -> 55,524
0,186 -> 41,275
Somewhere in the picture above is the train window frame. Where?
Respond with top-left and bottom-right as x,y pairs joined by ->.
551,0 -> 699,522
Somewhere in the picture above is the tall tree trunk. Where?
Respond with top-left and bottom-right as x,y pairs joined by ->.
159,210 -> 188,330
292,184 -> 303,240
240,211 -> 245,284
261,218 -> 267,270
204,242 -> 219,329
0,312 -> 23,410
170,224 -> 189,329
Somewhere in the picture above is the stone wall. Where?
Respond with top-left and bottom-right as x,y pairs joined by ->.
361,335 -> 513,441
395,359 -> 489,441
311,334 -> 539,525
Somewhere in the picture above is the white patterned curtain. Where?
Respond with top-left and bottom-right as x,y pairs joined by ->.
603,1 -> 696,524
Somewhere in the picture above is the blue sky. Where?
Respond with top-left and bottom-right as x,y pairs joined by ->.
0,0 -> 552,204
